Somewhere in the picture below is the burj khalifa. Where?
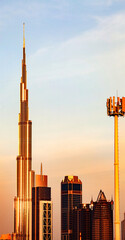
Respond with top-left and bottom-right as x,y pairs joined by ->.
13,24 -> 35,240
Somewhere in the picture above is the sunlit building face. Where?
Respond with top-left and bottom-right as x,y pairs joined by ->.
39,201 -> 52,240
92,190 -> 113,240
13,24 -> 35,240
32,187 -> 52,240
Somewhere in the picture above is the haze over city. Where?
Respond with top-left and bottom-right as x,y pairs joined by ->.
1,0 -> 125,239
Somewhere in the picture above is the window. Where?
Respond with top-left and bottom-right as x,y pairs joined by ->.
48,234 -> 51,240
62,195 -> 68,208
48,219 -> 51,226
43,226 -> 46,233
73,195 -> 81,207
48,211 -> 51,218
43,203 -> 46,210
68,183 -> 72,190
62,212 -> 68,230
43,219 -> 46,225
43,234 -> 46,240
48,204 -> 51,210
73,184 -> 81,191
43,211 -> 46,218
62,184 -> 68,191
48,226 -> 51,233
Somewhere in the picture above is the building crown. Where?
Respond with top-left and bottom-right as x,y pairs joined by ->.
97,190 -> 106,202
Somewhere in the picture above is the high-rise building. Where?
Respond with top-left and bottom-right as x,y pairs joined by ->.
13,24 -> 35,240
32,165 -> 52,240
72,203 -> 92,240
0,234 -> 11,240
72,190 -> 113,240
61,176 -> 82,240
92,190 -> 113,240
121,213 -> 125,240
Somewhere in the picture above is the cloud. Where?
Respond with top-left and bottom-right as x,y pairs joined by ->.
0,0 -> 124,30
0,0 -> 70,27
84,0 -> 124,7
28,12 -> 125,89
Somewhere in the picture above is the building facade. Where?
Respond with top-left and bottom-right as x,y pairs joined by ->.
121,213 -> 125,240
32,166 -> 52,240
72,190 -> 113,240
73,204 -> 91,240
61,176 -> 82,240
92,190 -> 113,240
39,201 -> 52,240
13,24 -> 35,240
0,234 -> 11,240
11,25 -> 53,240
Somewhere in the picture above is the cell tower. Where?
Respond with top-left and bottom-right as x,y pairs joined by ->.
107,96 -> 125,240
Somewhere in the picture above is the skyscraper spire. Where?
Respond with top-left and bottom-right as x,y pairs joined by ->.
23,22 -> 25,48
13,24 -> 35,240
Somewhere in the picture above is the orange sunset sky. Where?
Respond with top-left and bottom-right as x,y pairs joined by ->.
1,1 -> 125,239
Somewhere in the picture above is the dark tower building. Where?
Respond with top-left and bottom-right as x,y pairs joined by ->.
32,165 -> 52,240
121,213 -> 125,240
73,204 -> 92,240
72,190 -> 113,240
61,176 -> 82,240
92,190 -> 113,240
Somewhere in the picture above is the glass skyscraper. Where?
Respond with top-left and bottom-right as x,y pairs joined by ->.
72,190 -> 113,240
61,176 -> 82,240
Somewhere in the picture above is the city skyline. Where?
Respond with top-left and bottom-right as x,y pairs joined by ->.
1,1 -> 125,240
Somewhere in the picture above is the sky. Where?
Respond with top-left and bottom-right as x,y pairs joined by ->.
0,0 -> 125,238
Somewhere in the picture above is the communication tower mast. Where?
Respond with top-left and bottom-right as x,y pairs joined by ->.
107,96 -> 125,240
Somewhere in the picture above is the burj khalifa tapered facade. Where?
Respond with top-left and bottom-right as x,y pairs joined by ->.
13,24 -> 35,240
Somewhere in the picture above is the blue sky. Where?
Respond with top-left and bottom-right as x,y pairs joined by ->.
1,0 -> 125,239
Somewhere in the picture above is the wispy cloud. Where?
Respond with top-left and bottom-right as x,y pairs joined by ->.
84,0 -> 124,7
28,12 -> 125,91
0,0 -> 70,28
